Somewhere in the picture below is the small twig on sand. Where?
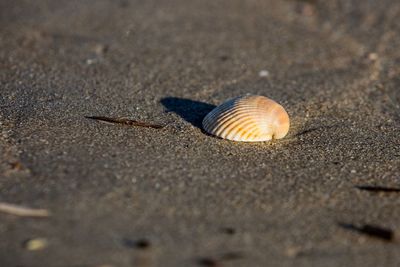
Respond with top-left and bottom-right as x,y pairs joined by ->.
338,222 -> 394,241
0,202 -> 50,217
355,185 -> 400,193
86,116 -> 164,129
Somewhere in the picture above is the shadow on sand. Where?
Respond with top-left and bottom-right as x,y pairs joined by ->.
161,97 -> 216,128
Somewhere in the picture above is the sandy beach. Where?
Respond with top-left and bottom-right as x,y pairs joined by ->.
1,0 -> 400,266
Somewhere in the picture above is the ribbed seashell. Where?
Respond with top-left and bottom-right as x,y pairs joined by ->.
202,95 -> 290,142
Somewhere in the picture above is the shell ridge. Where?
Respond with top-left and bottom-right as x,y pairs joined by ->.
217,114 -> 256,138
211,109 -> 260,135
224,119 -> 259,140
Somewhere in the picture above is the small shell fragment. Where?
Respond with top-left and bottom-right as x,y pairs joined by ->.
202,95 -> 290,142
0,202 -> 50,217
23,238 -> 48,251
259,70 -> 269,77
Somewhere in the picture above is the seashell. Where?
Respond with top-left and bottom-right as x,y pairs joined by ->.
202,95 -> 290,142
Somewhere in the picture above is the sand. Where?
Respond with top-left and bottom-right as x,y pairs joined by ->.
1,0 -> 400,266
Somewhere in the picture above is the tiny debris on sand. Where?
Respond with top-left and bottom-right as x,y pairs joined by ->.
122,238 -> 151,249
196,252 -> 244,266
258,70 -> 269,77
355,185 -> 400,193
368,52 -> 379,61
9,161 -> 23,170
23,238 -> 48,251
284,246 -> 303,258
0,202 -> 50,217
220,227 -> 236,235
339,223 -> 395,242
92,43 -> 109,55
197,257 -> 219,267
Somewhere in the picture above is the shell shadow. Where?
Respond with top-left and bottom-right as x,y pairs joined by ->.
160,97 -> 216,129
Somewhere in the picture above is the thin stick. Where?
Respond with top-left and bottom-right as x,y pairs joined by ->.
338,222 -> 394,241
85,116 -> 164,129
355,185 -> 400,193
0,202 -> 50,217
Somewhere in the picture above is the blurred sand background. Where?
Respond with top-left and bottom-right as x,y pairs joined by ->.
1,0 -> 400,266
